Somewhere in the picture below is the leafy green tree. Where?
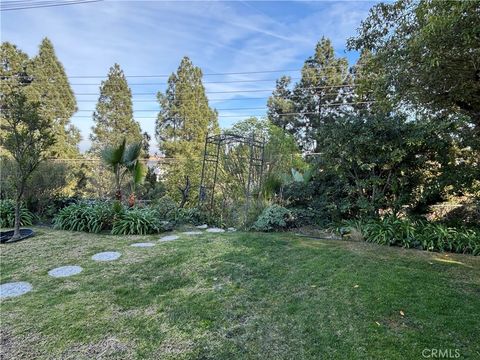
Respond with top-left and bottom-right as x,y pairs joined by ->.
91,63 -> 142,152
155,56 -> 219,204
348,0 -> 480,128
311,112 -> 461,218
0,92 -> 55,239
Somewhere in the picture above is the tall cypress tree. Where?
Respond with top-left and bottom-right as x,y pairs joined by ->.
90,63 -> 142,152
156,56 -> 218,156
155,56 -> 218,204
26,38 -> 80,158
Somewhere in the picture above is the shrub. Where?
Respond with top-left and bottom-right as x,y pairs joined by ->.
0,199 -> 35,228
175,207 -> 208,226
111,207 -> 165,235
253,205 -> 292,232
342,216 -> 480,255
289,207 -> 325,227
29,196 -> 78,222
153,196 -> 177,220
54,202 -> 117,233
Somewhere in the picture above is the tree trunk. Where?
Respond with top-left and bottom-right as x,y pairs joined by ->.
128,192 -> 135,208
178,176 -> 191,208
12,184 -> 24,240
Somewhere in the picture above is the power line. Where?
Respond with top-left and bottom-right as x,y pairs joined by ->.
70,84 -> 357,96
66,92 -> 359,110
69,78 -> 304,86
2,63 -> 362,79
71,107 -> 269,112
74,97 -> 271,103
69,101 -> 376,118
2,83 -> 356,94
0,0 -> 103,11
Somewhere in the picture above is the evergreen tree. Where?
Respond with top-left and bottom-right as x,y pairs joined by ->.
90,63 -> 142,152
26,38 -> 80,157
142,131 -> 151,159
155,56 -> 218,204
1,39 -> 80,158
267,76 -> 295,132
268,38 -> 352,150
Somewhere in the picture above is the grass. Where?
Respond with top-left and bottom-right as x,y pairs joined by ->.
1,227 -> 479,359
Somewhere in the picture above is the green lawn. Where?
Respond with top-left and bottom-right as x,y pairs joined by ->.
1,228 -> 479,359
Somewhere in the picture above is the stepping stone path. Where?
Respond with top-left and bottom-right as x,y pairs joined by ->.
130,242 -> 155,247
182,231 -> 203,235
206,228 -> 225,233
48,265 -> 83,278
0,282 -> 32,299
4,224 -> 233,300
159,235 -> 179,242
92,251 -> 121,261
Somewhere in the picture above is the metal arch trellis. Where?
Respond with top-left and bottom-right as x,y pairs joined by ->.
199,132 -> 265,213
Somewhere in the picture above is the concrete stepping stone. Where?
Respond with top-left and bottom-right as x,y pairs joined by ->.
130,242 -> 155,247
48,265 -> 83,278
206,228 -> 225,233
196,224 -> 208,229
0,282 -> 32,299
182,231 -> 203,235
92,251 -> 121,261
159,235 -> 179,242
227,227 -> 237,232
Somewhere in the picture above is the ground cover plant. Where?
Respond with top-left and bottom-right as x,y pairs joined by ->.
342,216 -> 480,255
1,228 -> 479,359
0,200 -> 34,228
53,201 -> 172,235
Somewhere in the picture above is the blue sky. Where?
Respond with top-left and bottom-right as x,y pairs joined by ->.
1,0 -> 378,153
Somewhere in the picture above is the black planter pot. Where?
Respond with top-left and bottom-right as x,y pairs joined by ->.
0,229 -> 35,244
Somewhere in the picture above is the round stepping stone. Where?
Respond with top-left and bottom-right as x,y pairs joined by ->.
92,251 -> 121,261
130,242 -> 155,247
0,282 -> 32,299
196,224 -> 208,229
182,231 -> 203,235
227,227 -> 237,232
206,228 -> 225,233
159,235 -> 179,242
48,265 -> 83,278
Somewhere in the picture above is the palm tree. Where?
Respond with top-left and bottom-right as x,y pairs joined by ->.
101,138 -> 147,204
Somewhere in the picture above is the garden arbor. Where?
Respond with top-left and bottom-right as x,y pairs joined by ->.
199,132 -> 265,215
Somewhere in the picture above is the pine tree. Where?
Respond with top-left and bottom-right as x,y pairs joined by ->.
90,63 -> 142,152
268,37 -> 352,151
155,56 -> 218,204
26,38 -> 80,158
